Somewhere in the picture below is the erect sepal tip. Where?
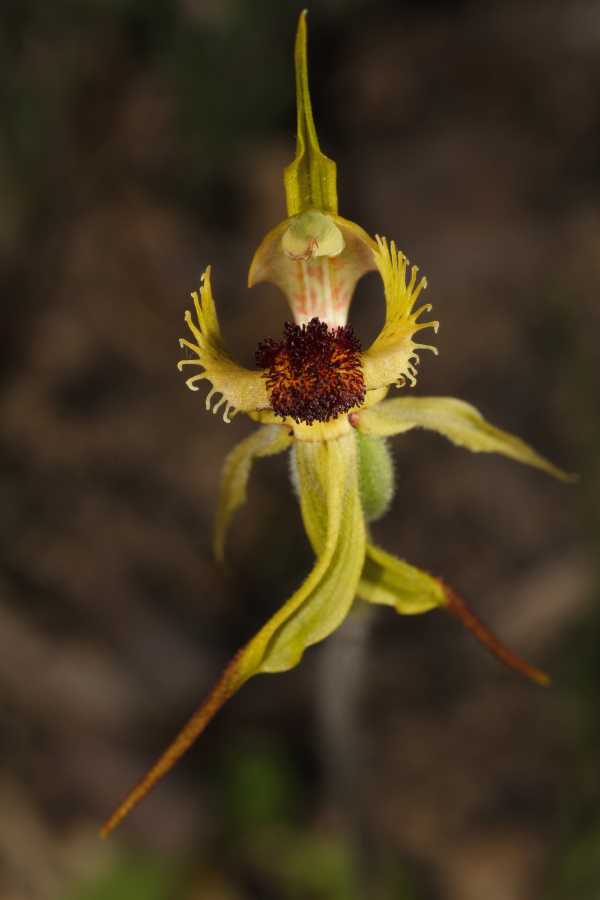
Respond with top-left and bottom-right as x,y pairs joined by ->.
284,10 -> 338,216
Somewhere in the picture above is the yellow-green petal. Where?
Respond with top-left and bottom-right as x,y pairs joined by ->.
361,236 -> 439,392
177,267 -> 269,421
101,434 -> 364,836
358,543 -> 445,614
214,424 -> 293,563
357,395 -> 575,481
284,10 -> 337,216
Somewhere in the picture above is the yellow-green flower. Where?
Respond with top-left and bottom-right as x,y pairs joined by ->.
101,11 -> 573,837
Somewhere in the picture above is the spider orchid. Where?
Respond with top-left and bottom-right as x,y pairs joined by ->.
101,10 -> 573,837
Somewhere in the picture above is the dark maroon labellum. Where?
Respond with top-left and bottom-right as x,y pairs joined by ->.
256,317 -> 366,425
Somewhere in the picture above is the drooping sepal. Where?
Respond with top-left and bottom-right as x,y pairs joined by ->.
441,581 -> 550,686
284,10 -> 338,216
100,434 -> 365,836
356,395 -> 575,481
178,267 -> 269,421
100,647 -> 249,837
358,543 -> 446,614
214,424 -> 293,563
358,543 -> 549,685
361,236 -> 439,392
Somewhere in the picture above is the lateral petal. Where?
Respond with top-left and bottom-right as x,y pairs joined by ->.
357,395 -> 575,481
361,236 -> 439,391
178,267 -> 269,421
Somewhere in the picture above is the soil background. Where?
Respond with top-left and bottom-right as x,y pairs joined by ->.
1,2 -> 598,899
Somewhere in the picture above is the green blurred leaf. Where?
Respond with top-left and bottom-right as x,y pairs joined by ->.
545,825 -> 600,900
220,740 -> 301,832
68,853 -> 186,900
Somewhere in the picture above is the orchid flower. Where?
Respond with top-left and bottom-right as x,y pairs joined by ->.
101,11 -> 573,837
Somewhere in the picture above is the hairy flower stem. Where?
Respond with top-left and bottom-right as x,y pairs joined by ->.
316,603 -> 375,888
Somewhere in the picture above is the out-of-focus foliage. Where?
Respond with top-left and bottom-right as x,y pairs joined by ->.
71,741 -> 420,899
68,853 -> 187,900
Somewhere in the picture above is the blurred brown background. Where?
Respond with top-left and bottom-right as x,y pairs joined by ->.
1,1 -> 598,898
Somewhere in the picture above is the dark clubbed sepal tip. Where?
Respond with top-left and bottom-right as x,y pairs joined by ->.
441,583 -> 551,687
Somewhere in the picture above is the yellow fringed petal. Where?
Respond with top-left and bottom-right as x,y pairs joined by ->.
100,433 -> 364,836
356,395 -> 575,481
177,267 -> 269,421
214,424 -> 293,563
361,236 -> 439,391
